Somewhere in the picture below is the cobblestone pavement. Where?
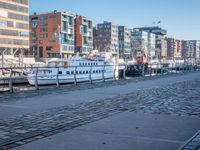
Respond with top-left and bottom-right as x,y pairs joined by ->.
179,130 -> 200,150
0,77 -> 200,149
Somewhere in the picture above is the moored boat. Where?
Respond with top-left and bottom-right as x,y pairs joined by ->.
27,56 -> 114,85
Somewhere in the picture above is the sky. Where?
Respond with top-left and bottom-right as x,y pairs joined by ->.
29,0 -> 200,40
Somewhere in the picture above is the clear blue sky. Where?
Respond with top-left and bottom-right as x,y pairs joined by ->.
29,0 -> 200,40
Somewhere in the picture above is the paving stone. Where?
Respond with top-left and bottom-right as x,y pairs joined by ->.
0,75 -> 200,149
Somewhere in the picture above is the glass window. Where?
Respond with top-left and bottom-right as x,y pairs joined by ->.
46,46 -> 53,51
40,22 -> 48,26
40,16 -> 48,20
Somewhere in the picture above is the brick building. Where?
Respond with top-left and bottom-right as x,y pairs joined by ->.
30,11 -> 75,58
75,16 -> 93,55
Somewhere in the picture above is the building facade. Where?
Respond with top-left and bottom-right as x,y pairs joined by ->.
131,29 -> 156,63
182,40 -> 200,61
118,26 -> 131,60
0,0 -> 29,55
94,21 -> 119,56
75,15 -> 93,55
30,11 -> 75,58
166,38 -> 182,59
134,26 -> 167,59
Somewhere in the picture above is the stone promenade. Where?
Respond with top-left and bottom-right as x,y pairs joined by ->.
0,72 -> 200,150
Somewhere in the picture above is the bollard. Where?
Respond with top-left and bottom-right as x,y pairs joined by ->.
89,66 -> 92,84
56,67 -> 60,87
123,65 -> 126,80
9,68 -> 13,93
175,63 -> 177,74
35,67 -> 39,90
113,65 -> 116,80
102,65 -> 105,82
74,66 -> 77,85
150,65 -> 152,77
156,63 -> 158,76
142,63 -> 145,77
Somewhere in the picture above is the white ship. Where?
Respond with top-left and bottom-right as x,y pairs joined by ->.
27,56 -> 114,85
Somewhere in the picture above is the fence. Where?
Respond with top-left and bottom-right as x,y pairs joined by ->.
0,63 -> 199,93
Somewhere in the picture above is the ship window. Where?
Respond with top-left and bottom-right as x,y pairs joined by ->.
71,71 -> 74,74
85,63 -> 87,66
82,63 -> 84,66
93,70 -> 95,73
79,63 -> 81,66
66,71 -> 70,74
86,71 -> 89,74
96,70 -> 98,73
76,71 -> 78,74
58,71 -> 62,74
79,71 -> 82,74
83,71 -> 85,74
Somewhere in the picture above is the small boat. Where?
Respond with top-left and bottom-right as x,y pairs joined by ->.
27,56 -> 114,85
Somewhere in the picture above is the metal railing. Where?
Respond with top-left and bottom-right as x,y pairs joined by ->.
0,63 -> 199,93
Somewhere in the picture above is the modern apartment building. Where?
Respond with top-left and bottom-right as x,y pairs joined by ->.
182,40 -> 200,61
0,0 -> 29,54
75,15 -> 93,55
118,26 -> 131,60
131,29 -> 156,63
166,38 -> 182,59
30,11 -> 75,58
94,21 -> 119,56
134,26 -> 167,59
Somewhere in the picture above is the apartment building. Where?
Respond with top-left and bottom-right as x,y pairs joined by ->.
131,29 -> 156,63
30,11 -> 75,58
166,38 -> 182,58
182,40 -> 200,61
118,26 -> 131,60
75,15 -> 93,55
0,0 -> 29,54
94,21 -> 119,55
134,26 -> 167,59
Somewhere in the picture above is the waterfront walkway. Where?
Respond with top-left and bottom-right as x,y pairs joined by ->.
0,72 -> 200,150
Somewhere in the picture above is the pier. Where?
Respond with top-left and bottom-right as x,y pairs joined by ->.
0,71 -> 200,150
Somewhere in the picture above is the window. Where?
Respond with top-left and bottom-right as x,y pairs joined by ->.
93,70 -> 95,73
83,71 -> 85,74
40,34 -> 48,38
79,71 -> 82,74
58,71 -> 62,75
39,40 -> 43,44
71,71 -> 74,74
40,28 -> 48,32
86,71 -> 89,74
66,71 -> 70,74
40,22 -> 48,26
46,46 -> 53,51
40,16 -> 48,20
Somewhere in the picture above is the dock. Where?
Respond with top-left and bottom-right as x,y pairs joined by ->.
0,71 -> 199,150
